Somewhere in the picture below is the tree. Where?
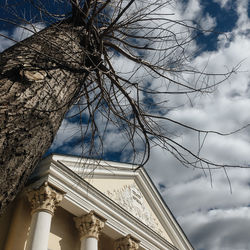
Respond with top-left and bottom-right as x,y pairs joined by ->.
0,0 -> 239,214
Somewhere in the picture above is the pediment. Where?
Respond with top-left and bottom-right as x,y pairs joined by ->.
86,177 -> 171,242
34,154 -> 192,250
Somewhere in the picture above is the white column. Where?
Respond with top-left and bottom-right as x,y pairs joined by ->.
80,237 -> 98,250
26,182 -> 64,250
114,234 -> 140,250
74,211 -> 106,250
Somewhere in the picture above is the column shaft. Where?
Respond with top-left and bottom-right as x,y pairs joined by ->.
83,237 -> 98,250
27,211 -> 52,250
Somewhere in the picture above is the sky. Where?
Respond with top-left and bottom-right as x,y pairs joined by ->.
145,1 -> 250,249
1,0 -> 250,249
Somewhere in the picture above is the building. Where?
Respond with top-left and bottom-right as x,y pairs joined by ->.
0,154 -> 193,250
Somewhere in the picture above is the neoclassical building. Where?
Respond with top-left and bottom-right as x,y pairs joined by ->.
0,154 -> 193,250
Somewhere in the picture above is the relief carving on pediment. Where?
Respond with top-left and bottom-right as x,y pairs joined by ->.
104,183 -> 164,237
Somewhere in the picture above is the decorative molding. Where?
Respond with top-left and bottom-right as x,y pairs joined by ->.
74,210 -> 106,239
114,234 -> 140,250
26,182 -> 64,215
104,183 -> 165,237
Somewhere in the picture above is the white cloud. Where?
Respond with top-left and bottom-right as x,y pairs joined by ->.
200,13 -> 217,34
0,22 -> 46,52
235,0 -> 250,35
0,31 -> 14,52
181,0 -> 202,20
50,119 -> 82,150
12,23 -> 46,42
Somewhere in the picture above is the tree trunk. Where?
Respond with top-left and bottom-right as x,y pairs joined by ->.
0,21 -> 87,215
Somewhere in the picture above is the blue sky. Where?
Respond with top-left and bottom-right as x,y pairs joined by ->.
1,0 -> 250,249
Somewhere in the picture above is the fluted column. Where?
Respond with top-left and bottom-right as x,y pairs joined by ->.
114,234 -> 140,250
74,210 -> 106,250
26,182 -> 64,250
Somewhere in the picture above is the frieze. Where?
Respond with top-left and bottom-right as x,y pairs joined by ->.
104,183 -> 164,237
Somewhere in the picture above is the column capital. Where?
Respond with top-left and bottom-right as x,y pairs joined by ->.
74,211 -> 106,240
26,182 -> 64,215
114,234 -> 140,250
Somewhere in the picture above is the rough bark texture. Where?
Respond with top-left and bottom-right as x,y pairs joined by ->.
0,21 -> 87,214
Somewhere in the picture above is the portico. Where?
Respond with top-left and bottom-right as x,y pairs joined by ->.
1,154 -> 193,250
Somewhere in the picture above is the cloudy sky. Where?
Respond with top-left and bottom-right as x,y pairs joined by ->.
1,0 -> 250,249
145,1 -> 250,249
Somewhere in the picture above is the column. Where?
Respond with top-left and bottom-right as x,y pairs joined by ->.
74,210 -> 106,250
26,182 -> 64,250
114,234 -> 140,250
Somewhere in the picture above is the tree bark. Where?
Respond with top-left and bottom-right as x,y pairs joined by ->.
0,21 -> 87,215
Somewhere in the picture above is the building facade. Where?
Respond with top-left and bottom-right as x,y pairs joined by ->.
0,154 -> 193,250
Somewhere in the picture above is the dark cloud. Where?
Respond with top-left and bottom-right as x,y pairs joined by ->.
189,216 -> 250,250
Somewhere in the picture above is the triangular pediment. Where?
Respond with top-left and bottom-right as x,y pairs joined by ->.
34,154 -> 193,250
86,177 -> 171,242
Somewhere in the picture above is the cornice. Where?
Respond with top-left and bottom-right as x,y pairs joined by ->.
136,169 -> 194,250
51,154 -> 138,170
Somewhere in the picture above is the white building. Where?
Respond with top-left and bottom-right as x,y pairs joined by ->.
0,154 -> 193,250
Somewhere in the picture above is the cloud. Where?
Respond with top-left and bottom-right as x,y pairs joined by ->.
0,22 -> 46,52
146,145 -> 250,249
235,0 -> 250,35
0,31 -> 15,52
12,23 -> 46,42
180,0 -> 202,20
200,13 -> 217,34
180,208 -> 250,250
50,119 -> 82,151
145,1 -> 250,249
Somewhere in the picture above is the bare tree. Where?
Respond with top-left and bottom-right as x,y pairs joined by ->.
0,0 -> 240,214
